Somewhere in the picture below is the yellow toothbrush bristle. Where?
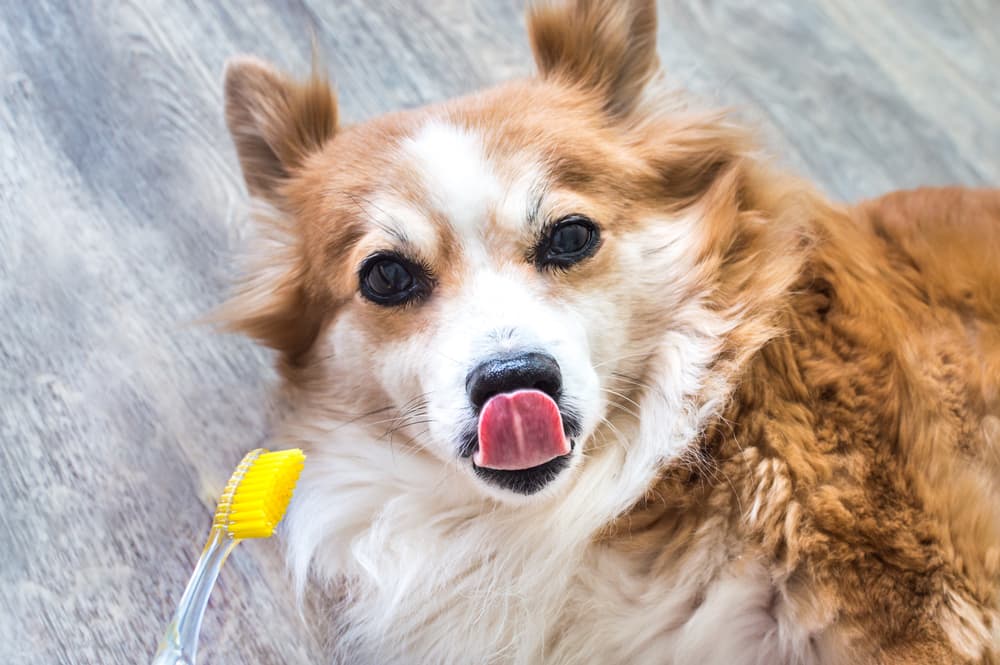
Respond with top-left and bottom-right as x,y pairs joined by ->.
212,448 -> 305,539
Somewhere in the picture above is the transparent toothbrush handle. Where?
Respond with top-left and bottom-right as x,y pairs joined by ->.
152,529 -> 239,665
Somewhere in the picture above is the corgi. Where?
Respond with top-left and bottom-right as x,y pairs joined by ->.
218,0 -> 1000,662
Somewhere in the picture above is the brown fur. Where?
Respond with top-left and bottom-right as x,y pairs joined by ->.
615,187 -> 1000,662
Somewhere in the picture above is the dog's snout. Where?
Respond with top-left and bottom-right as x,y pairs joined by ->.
466,352 -> 562,409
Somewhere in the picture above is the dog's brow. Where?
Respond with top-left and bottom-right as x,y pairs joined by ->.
527,186 -> 545,229
548,154 -> 595,189
346,192 -> 411,245
373,221 -> 410,246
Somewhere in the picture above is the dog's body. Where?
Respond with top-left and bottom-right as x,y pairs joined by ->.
219,1 -> 1000,662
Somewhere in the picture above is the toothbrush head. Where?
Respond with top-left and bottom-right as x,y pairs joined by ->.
212,448 -> 306,539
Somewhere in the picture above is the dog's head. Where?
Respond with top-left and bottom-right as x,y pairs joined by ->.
221,0 -> 804,503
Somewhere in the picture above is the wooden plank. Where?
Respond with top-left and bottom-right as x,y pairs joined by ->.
0,1 -> 997,663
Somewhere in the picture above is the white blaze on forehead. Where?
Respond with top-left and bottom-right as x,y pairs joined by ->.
402,121 -> 502,240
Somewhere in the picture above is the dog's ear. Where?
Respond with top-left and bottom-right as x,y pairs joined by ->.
219,57 -> 337,368
224,56 -> 338,203
528,0 -> 659,117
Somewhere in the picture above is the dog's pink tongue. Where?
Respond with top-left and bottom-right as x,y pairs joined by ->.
475,390 -> 568,471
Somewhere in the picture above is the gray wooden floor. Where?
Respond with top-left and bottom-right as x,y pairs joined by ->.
1,1 -> 997,663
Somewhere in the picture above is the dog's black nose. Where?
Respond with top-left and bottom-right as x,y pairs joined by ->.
466,351 -> 562,409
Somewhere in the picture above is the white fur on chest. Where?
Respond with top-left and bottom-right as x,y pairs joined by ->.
282,427 -> 823,665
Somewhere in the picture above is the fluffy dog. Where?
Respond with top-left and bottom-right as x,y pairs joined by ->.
219,1 -> 1000,662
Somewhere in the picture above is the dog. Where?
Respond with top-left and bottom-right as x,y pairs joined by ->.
218,0 -> 1000,662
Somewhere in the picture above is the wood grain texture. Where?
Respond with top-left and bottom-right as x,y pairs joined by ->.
0,1 -> 996,663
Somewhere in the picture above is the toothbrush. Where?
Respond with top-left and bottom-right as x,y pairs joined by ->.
152,448 -> 306,665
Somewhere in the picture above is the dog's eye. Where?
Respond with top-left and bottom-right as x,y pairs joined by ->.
537,215 -> 600,268
359,253 -> 426,305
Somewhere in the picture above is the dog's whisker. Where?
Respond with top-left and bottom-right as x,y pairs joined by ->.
608,372 -> 654,391
592,349 -> 656,370
601,388 -> 643,416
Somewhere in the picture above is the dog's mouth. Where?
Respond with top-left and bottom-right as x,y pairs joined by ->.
459,389 -> 582,495
472,451 -> 575,495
